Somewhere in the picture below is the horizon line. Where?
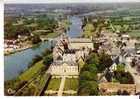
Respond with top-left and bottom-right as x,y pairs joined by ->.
5,2 -> 140,4
4,0 -> 140,4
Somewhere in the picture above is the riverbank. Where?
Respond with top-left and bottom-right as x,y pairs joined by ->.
19,60 -> 44,81
4,32 -> 62,56
5,60 -> 47,96
4,16 -> 82,82
4,45 -> 33,56
4,47 -> 53,95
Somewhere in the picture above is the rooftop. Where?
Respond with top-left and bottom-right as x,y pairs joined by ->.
51,61 -> 77,66
99,82 -> 136,95
70,38 -> 92,43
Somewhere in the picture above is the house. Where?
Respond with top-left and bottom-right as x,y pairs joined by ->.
99,82 -> 136,95
121,34 -> 130,44
69,38 -> 94,50
48,61 -> 78,76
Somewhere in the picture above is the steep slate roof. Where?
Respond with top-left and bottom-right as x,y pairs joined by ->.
51,61 -> 77,66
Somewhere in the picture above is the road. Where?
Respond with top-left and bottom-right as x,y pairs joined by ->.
125,57 -> 140,93
123,38 -> 140,92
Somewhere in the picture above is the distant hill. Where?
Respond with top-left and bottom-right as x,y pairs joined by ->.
4,3 -> 140,16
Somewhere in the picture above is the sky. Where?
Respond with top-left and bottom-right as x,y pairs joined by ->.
4,0 -> 140,4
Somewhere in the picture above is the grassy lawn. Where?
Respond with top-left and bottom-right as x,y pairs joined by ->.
46,32 -> 61,38
25,73 -> 50,95
32,73 -> 47,89
114,25 -> 122,30
128,30 -> 140,38
19,60 -> 44,81
83,23 -> 95,38
47,78 -> 61,91
5,60 -> 45,95
18,72 -> 50,95
64,78 -> 78,91
60,19 -> 70,29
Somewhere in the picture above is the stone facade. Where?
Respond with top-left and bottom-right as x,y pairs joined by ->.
48,62 -> 78,76
48,34 -> 93,76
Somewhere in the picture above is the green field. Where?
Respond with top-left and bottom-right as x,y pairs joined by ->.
47,78 -> 61,91
40,32 -> 61,39
19,60 -> 44,81
64,78 -> 78,91
128,30 -> 140,38
46,32 -> 61,38
83,23 -> 95,38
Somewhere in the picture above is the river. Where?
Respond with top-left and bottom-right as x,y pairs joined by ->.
4,16 -> 83,81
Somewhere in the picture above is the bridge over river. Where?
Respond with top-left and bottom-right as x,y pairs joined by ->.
4,16 -> 83,81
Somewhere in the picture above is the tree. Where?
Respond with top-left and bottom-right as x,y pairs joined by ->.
94,43 -> 100,51
41,49 -> 52,57
117,90 -> 130,95
80,71 -> 97,81
78,52 -> 100,96
86,53 -> 99,66
116,64 -> 125,72
81,64 -> 98,74
78,81 -> 99,96
31,34 -> 41,44
131,58 -> 136,67
43,54 -> 53,66
4,23 -> 18,39
4,22 -> 31,39
36,16 -> 58,31
105,71 -> 113,82
98,52 -> 113,72
28,55 -> 42,68
122,90 -> 130,95
114,71 -> 134,84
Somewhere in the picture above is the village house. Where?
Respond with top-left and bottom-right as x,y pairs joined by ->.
121,34 -> 130,43
99,82 -> 136,95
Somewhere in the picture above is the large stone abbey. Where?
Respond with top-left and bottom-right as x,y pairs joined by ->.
48,34 -> 94,76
